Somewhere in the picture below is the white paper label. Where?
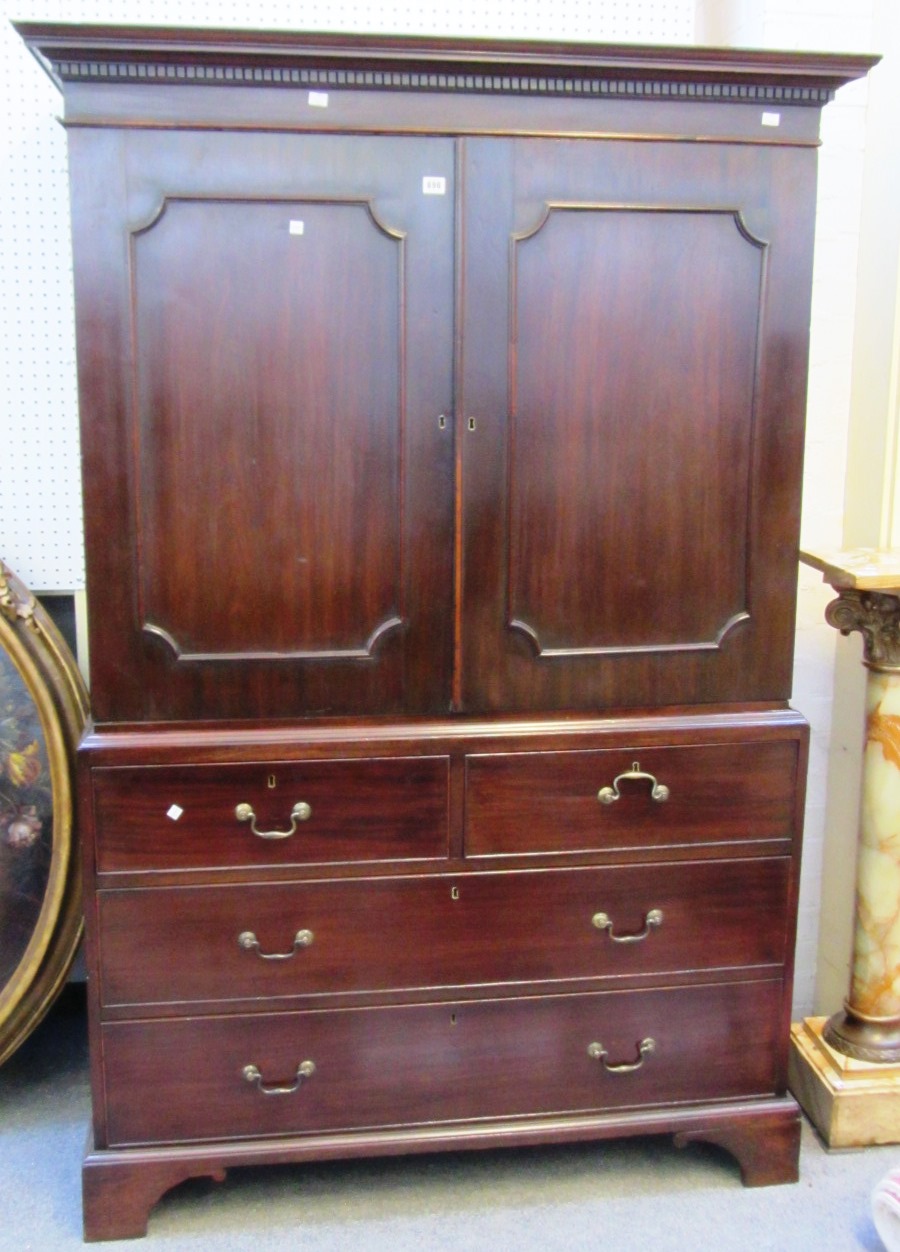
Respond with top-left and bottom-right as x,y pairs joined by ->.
761,111 -> 781,127
166,804 -> 184,821
289,220 -> 305,235
422,176 -> 447,196
308,91 -> 329,108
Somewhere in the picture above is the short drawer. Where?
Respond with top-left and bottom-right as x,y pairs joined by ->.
92,756 -> 449,872
100,979 -> 783,1147
97,859 -> 790,1008
465,740 -> 799,857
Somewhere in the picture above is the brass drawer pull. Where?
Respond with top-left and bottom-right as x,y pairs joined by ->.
234,800 -> 312,839
592,908 -> 663,943
587,1038 -> 655,1073
597,762 -> 669,805
242,1059 -> 315,1095
238,929 -> 314,959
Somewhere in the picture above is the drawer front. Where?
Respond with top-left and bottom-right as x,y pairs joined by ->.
465,740 -> 798,857
98,859 -> 789,1007
92,756 -> 449,872
101,979 -> 783,1146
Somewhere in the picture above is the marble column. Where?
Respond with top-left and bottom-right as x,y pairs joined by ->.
822,582 -> 900,1060
789,550 -> 900,1145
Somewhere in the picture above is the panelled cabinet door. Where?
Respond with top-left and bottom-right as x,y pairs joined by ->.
458,136 -> 817,713
72,131 -> 456,722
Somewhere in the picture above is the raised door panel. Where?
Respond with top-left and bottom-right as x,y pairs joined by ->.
70,130 -> 455,722
134,198 -> 404,662
509,204 -> 760,657
458,137 -> 817,712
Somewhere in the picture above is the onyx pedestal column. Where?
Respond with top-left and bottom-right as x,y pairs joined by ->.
790,549 -> 900,1145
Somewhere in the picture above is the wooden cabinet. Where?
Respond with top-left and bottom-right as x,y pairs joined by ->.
16,22 -> 875,1241
60,122 -> 823,722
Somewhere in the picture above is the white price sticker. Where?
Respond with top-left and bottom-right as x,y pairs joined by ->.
761,111 -> 781,127
422,176 -> 447,196
289,220 -> 305,235
166,804 -> 184,822
308,91 -> 329,108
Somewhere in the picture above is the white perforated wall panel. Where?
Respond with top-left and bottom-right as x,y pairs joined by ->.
1,9 -> 80,591
0,0 -> 695,591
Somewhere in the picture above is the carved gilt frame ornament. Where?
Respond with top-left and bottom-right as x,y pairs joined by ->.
0,560 -> 87,1066
825,589 -> 900,673
0,562 -> 37,630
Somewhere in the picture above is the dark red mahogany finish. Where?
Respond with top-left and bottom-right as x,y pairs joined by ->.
15,22 -> 876,1241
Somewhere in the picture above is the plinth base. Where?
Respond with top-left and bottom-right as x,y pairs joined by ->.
82,1098 -> 801,1240
824,1006 -> 900,1063
790,1017 -> 900,1147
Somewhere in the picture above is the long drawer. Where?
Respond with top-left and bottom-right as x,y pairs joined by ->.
465,740 -> 799,857
97,859 -> 790,1008
92,756 -> 449,872
100,979 -> 783,1147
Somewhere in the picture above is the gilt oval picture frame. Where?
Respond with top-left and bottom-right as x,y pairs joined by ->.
0,561 -> 87,1065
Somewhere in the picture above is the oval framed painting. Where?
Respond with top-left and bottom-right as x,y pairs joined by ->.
0,561 -> 87,1065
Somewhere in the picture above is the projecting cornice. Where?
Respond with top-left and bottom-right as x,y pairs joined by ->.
14,23 -> 879,106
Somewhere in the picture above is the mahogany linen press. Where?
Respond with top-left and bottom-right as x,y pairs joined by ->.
16,22 -> 876,1240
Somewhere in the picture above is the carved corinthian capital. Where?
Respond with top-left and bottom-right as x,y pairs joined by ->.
826,589 -> 900,672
